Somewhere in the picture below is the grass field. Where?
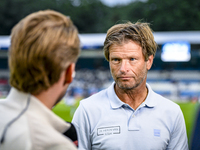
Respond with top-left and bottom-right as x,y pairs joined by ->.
53,100 -> 200,146
53,99 -> 80,122
177,102 -> 199,145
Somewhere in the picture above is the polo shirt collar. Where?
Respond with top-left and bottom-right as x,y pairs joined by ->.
107,82 -> 125,109
107,82 -> 157,109
144,83 -> 157,107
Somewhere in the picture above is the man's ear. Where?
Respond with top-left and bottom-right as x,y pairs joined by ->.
64,63 -> 75,85
147,55 -> 154,70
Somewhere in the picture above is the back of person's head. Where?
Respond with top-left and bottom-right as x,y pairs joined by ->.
9,10 -> 80,95
103,21 -> 157,61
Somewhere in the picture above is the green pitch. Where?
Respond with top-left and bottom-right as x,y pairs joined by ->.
52,99 -> 80,122
177,102 -> 199,145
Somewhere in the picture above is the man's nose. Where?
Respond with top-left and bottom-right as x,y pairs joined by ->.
120,60 -> 129,73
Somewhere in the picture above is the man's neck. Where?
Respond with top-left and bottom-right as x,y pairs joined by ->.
34,81 -> 66,109
115,83 -> 148,110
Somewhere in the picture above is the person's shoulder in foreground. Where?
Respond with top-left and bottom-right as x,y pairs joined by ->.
0,9 -> 80,150
72,21 -> 188,150
0,89 -> 77,150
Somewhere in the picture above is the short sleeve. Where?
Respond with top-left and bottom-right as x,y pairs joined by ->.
72,102 -> 92,150
167,106 -> 189,150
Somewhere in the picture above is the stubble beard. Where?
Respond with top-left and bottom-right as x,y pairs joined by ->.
115,77 -> 143,91
113,70 -> 147,92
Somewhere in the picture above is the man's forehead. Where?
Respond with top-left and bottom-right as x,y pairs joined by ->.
109,41 -> 142,52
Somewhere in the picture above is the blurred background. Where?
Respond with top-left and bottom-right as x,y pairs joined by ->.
0,0 -> 200,148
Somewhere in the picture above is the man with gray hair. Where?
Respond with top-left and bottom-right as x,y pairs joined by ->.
72,21 -> 188,150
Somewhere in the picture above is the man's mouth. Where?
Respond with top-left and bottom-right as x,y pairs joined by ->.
118,76 -> 131,80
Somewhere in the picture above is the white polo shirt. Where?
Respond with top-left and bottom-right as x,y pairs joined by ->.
0,88 -> 77,150
72,82 -> 188,150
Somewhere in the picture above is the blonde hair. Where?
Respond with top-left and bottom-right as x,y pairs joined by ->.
9,10 -> 80,94
103,21 -> 157,61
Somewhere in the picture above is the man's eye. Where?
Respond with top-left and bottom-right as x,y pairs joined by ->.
112,58 -> 119,62
130,58 -> 135,61
111,58 -> 120,63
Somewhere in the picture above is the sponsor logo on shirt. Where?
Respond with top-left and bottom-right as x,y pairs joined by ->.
97,126 -> 120,136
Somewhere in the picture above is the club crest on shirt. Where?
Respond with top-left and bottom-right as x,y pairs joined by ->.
154,129 -> 161,137
97,126 -> 120,136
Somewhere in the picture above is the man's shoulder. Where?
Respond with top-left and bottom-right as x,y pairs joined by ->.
0,113 -> 31,150
27,112 -> 76,149
152,91 -> 181,111
32,128 -> 77,150
0,97 -> 24,128
147,83 -> 180,110
157,94 -> 179,107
